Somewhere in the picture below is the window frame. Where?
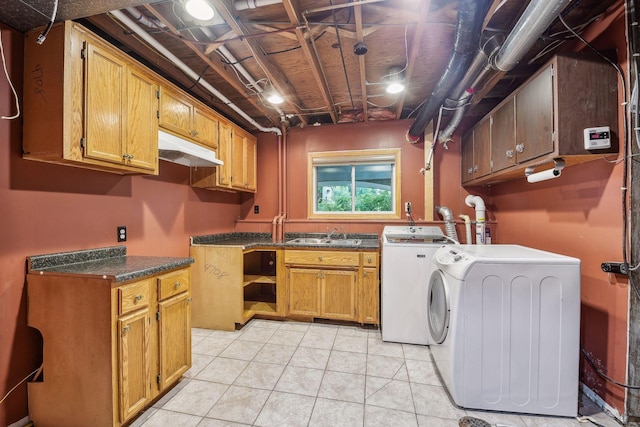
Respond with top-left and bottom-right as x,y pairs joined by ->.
307,148 -> 402,220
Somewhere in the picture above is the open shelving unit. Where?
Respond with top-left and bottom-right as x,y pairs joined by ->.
243,250 -> 279,318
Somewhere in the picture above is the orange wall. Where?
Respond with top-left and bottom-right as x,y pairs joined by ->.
0,23 -> 241,425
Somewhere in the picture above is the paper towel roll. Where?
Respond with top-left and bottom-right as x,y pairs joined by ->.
526,168 -> 561,183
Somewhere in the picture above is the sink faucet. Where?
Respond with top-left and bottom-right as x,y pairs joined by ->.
340,224 -> 347,239
326,227 -> 338,239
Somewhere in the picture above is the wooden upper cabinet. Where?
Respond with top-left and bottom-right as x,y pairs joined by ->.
461,53 -> 618,186
474,117 -> 491,179
231,127 -> 257,192
461,129 -> 475,184
159,86 -> 219,149
515,64 -> 554,163
491,97 -> 517,173
22,21 -> 158,175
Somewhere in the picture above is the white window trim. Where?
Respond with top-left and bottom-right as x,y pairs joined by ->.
307,148 -> 402,220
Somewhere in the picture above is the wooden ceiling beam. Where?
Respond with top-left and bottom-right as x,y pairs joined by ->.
281,0 -> 338,123
394,0 -> 431,119
212,0 -> 309,125
354,4 -> 368,121
143,5 -> 279,127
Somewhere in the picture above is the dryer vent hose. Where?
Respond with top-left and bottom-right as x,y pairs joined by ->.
436,205 -> 459,243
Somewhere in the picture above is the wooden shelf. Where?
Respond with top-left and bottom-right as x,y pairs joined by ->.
244,301 -> 277,317
243,275 -> 276,287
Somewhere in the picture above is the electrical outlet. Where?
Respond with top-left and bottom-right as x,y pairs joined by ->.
117,226 -> 127,242
254,205 -> 259,214
405,202 -> 411,214
601,261 -> 628,275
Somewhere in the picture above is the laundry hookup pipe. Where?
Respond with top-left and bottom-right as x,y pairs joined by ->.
459,214 -> 472,244
465,195 -> 486,244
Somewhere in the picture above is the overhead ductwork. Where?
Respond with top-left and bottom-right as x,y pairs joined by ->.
234,0 -> 283,11
436,0 -> 572,143
406,0 -> 490,142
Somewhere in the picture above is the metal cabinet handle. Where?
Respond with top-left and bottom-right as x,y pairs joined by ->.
318,256 -> 323,261
174,281 -> 181,289
134,294 -> 143,302
366,257 -> 372,264
363,271 -> 368,277
467,167 -> 473,175
515,143 -> 525,153
473,165 -> 479,172
506,150 -> 514,158
123,325 -> 131,333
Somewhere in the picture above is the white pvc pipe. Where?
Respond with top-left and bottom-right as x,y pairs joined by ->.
465,195 -> 486,245
459,214 -> 472,244
110,9 -> 282,135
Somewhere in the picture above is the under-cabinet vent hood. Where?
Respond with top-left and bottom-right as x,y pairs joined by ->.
158,130 -> 223,167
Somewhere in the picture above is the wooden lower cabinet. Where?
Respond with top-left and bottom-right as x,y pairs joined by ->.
27,267 -> 192,427
285,250 -> 378,325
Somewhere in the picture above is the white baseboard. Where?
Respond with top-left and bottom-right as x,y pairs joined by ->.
581,382 -> 624,423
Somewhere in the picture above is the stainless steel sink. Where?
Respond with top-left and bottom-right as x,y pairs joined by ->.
287,237 -> 362,246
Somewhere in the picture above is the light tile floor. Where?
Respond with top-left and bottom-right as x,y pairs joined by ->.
131,319 -> 621,427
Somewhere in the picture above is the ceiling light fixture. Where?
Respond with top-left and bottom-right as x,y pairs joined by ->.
384,66 -> 406,94
267,92 -> 284,105
182,0 -> 215,21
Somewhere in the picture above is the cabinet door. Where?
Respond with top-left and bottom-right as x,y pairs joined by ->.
491,97 -> 516,173
231,130 -> 245,190
360,267 -> 379,324
158,292 -> 192,390
288,268 -> 321,316
461,129 -> 474,183
321,270 -> 357,321
126,66 -> 158,171
515,64 -> 554,163
83,41 -> 126,164
193,108 -> 219,149
244,137 -> 257,192
217,121 -> 233,186
118,309 -> 150,423
159,87 -> 192,138
474,117 -> 491,178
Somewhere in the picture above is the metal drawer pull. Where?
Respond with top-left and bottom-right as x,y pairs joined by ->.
123,325 -> 131,333
174,281 -> 181,289
506,150 -> 514,158
516,143 -> 525,153
134,294 -> 143,302
318,256 -> 323,261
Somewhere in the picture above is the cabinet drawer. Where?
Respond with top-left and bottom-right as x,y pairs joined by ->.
157,269 -> 190,301
361,252 -> 378,267
119,280 -> 151,315
285,250 -> 359,267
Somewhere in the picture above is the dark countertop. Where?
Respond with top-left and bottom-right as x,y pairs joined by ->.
191,232 -> 380,250
27,246 -> 194,282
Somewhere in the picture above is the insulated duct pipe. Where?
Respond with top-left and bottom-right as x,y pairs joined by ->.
465,195 -> 486,245
406,0 -> 490,142
110,9 -> 282,135
437,0 -> 572,142
436,205 -> 459,243
235,0 -> 283,10
493,0 -> 572,71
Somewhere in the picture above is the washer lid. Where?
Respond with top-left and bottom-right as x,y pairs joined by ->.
428,269 -> 450,344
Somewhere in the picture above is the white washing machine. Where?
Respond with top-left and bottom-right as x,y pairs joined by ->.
381,225 -> 448,345
428,245 -> 581,417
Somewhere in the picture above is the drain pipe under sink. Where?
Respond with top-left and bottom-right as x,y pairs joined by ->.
465,195 -> 486,244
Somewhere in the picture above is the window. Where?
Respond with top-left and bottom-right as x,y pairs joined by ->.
308,149 -> 401,219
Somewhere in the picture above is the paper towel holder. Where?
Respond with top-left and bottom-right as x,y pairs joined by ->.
525,158 -> 565,183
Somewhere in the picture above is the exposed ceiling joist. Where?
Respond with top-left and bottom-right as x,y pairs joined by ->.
354,4 -> 368,121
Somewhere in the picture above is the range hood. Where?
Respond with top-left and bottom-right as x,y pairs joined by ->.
158,130 -> 223,167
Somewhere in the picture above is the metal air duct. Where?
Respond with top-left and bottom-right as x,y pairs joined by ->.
407,0 -> 490,142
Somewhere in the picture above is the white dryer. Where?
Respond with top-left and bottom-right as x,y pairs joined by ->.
428,245 -> 581,417
381,225 -> 448,345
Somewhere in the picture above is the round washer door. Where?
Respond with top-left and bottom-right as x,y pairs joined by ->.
427,269 -> 450,344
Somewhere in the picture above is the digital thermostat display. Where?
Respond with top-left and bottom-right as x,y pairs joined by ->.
584,126 -> 611,150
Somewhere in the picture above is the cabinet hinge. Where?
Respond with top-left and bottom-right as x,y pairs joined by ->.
552,131 -> 556,142
80,137 -> 85,150
157,110 -> 160,119
156,311 -> 160,321
81,48 -> 86,60
156,90 -> 160,99
157,374 -> 161,384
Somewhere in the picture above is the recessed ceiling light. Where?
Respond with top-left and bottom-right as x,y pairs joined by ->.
182,0 -> 215,21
